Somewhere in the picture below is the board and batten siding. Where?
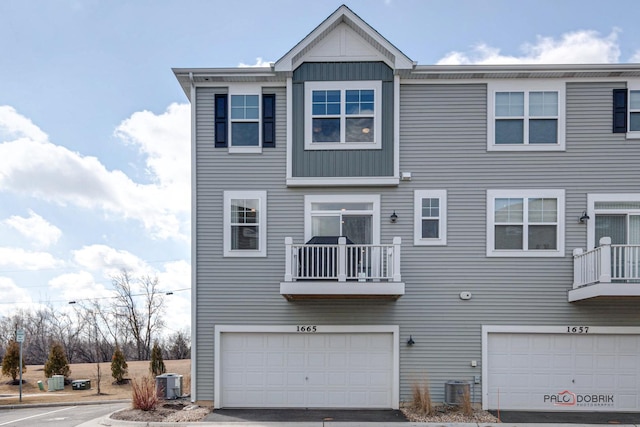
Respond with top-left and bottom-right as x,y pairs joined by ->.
193,80 -> 640,405
291,62 -> 395,178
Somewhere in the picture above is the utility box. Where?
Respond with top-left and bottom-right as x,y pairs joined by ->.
72,379 -> 91,390
156,373 -> 183,399
444,380 -> 471,405
47,375 -> 65,391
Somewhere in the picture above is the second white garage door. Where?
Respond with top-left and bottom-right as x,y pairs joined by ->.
484,326 -> 640,411
217,328 -> 395,409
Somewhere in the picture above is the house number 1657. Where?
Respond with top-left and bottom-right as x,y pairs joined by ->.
297,326 -> 317,332
567,326 -> 589,333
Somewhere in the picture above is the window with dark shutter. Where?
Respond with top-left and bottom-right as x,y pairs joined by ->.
613,89 -> 627,134
214,94 -> 228,147
262,94 -> 276,148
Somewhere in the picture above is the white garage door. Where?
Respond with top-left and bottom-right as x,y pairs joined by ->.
486,330 -> 640,411
219,331 -> 394,408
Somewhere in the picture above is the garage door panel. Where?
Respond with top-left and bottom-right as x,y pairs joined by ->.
221,332 -> 393,408
487,333 -> 640,412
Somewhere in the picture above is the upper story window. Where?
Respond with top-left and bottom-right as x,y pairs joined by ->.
305,81 -> 382,150
614,82 -> 640,138
223,190 -> 267,257
487,189 -> 565,257
488,81 -> 565,151
214,85 -> 276,153
414,190 -> 447,246
586,194 -> 640,250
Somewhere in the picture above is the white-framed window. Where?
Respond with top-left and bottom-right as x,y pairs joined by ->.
304,195 -> 380,244
305,81 -> 382,150
228,85 -> 262,153
223,190 -> 267,257
628,82 -> 640,137
487,189 -> 565,257
414,190 -> 447,246
586,194 -> 640,250
487,81 -> 565,151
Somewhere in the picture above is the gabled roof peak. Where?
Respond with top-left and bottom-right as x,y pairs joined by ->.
274,4 -> 414,73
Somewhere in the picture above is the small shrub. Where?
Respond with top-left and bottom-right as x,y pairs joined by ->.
149,342 -> 166,376
131,376 -> 158,411
410,378 -> 432,416
460,385 -> 473,417
1,340 -> 27,381
44,342 -> 71,378
111,345 -> 128,384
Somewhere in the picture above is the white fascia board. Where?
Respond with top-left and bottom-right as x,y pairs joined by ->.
189,81 -> 197,403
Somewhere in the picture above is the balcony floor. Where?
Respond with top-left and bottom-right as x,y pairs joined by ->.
280,281 -> 405,301
568,282 -> 640,302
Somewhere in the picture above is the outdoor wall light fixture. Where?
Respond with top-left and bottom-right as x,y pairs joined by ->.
579,211 -> 590,223
390,211 -> 398,223
407,335 -> 415,346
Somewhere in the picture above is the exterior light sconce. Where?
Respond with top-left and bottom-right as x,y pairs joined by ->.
390,211 -> 398,223
579,211 -> 590,223
407,335 -> 415,346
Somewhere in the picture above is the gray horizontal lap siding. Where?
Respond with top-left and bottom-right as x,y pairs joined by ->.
292,62 -> 394,177
194,80 -> 640,405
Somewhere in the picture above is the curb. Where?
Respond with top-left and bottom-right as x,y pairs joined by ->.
0,399 -> 131,410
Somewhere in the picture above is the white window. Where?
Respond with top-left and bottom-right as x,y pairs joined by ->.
629,87 -> 640,135
488,81 -> 565,151
229,85 -> 261,153
304,195 -> 380,244
414,190 -> 447,246
223,191 -> 267,257
487,189 -> 565,257
305,81 -> 382,150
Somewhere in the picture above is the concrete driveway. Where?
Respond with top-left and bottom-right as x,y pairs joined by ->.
204,409 -> 408,423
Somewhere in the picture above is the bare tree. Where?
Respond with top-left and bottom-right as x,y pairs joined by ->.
165,329 -> 191,360
112,270 -> 166,360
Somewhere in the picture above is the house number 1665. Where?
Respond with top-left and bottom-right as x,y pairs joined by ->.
297,326 -> 317,332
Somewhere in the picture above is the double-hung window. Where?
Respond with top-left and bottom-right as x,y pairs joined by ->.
214,84 -> 276,153
414,190 -> 447,246
487,189 -> 565,257
305,81 -> 382,150
616,82 -> 640,138
488,81 -> 565,151
223,191 -> 267,257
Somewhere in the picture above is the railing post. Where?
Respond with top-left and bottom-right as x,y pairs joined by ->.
572,248 -> 583,288
337,237 -> 347,282
599,237 -> 611,283
284,237 -> 293,282
392,237 -> 401,282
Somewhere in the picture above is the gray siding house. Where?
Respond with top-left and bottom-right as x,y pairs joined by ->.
174,5 -> 640,412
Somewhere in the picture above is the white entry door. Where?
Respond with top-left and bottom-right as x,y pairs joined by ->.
485,329 -> 640,411
219,331 -> 394,408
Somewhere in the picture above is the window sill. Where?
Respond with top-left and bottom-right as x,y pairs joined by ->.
304,142 -> 381,150
487,143 -> 565,152
486,250 -> 564,257
228,146 -> 263,154
626,132 -> 640,140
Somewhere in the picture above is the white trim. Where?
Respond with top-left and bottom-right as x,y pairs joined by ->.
286,77 -> 293,181
304,81 -> 382,150
586,193 -> 640,250
413,190 -> 447,246
189,80 -> 197,403
393,75 -> 400,181
481,325 -> 640,410
223,190 -> 267,257
287,177 -> 399,187
227,84 -> 263,153
486,189 -> 565,257
487,80 -> 566,151
214,324 -> 400,409
304,194 -> 380,244
280,281 -> 405,297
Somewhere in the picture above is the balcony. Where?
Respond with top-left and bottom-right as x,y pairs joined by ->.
280,236 -> 405,300
570,237 -> 640,302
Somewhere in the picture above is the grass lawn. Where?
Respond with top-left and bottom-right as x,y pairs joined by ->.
0,359 -> 190,405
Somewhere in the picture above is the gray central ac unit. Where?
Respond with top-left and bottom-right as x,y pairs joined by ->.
444,380 -> 470,405
156,373 -> 183,399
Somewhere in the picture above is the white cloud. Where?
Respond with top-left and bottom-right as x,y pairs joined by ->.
4,210 -> 62,248
239,57 -> 273,67
631,50 -> 640,63
73,244 -> 150,278
0,277 -> 32,314
48,271 -> 113,303
437,30 -> 620,65
0,247 -> 62,270
0,105 -> 190,240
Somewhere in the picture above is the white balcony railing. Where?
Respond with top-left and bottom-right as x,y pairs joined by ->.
283,237 -> 402,283
573,237 -> 640,288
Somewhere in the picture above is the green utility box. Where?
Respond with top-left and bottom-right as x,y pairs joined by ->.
71,379 -> 91,390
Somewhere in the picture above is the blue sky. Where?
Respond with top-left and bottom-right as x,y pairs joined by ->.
1,0 -> 639,333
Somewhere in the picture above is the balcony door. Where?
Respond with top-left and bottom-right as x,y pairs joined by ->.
305,195 -> 380,245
